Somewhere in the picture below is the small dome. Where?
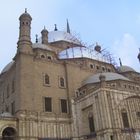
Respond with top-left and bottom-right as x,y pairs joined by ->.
48,31 -> 81,45
19,9 -> 32,20
82,72 -> 130,86
41,27 -> 48,33
94,43 -> 101,53
99,74 -> 106,81
117,65 -> 135,73
32,43 -> 52,51
0,112 -> 13,118
1,61 -> 14,74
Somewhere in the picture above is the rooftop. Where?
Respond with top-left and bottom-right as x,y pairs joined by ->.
82,72 -> 130,86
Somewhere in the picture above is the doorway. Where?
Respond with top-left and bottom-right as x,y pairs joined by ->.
2,127 -> 16,140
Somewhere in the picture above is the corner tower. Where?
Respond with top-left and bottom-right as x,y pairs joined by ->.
17,9 -> 32,53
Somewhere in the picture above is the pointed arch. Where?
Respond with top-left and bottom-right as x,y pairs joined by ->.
2,127 -> 16,140
60,77 -> 65,87
121,109 -> 130,128
88,112 -> 95,133
44,74 -> 50,85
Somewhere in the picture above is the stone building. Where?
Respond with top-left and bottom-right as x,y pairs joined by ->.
0,10 -> 140,140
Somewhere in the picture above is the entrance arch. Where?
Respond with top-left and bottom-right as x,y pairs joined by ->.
2,127 -> 16,140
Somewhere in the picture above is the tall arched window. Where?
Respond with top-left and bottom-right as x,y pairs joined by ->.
12,79 -> 15,93
121,109 -> 129,128
44,74 -> 50,85
7,85 -> 9,98
60,77 -> 65,87
88,113 -> 95,133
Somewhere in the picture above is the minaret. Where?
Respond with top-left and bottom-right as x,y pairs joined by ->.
54,24 -> 58,31
67,19 -> 70,33
119,58 -> 122,66
138,48 -> 140,63
41,26 -> 48,45
17,9 -> 32,53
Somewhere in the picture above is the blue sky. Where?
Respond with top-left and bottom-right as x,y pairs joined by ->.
0,0 -> 140,72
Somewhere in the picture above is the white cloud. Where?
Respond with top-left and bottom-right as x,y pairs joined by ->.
112,33 -> 140,72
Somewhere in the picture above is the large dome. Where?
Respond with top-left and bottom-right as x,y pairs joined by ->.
117,65 -> 135,73
82,72 -> 130,86
48,31 -> 81,45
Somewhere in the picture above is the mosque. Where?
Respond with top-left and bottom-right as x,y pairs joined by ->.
0,10 -> 140,140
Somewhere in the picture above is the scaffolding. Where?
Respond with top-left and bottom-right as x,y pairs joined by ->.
58,43 -> 118,67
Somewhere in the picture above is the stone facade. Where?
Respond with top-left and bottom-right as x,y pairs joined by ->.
0,10 -> 140,140
73,78 -> 140,140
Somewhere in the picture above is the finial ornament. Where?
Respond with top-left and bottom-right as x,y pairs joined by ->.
35,34 -> 38,43
119,58 -> 122,66
94,42 -> 101,53
25,8 -> 27,13
138,48 -> 140,63
54,24 -> 58,31
67,19 -> 70,33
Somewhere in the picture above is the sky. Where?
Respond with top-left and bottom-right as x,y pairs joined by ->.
0,0 -> 140,72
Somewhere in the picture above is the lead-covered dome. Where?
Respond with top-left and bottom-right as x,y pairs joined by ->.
117,65 -> 135,73
48,31 -> 81,45
19,9 -> 32,20
82,72 -> 130,86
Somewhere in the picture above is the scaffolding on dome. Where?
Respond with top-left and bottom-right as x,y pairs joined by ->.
58,44 -> 117,67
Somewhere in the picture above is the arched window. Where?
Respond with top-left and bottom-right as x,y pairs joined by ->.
41,54 -> 45,59
12,79 -> 15,93
44,74 -> 50,85
88,113 -> 95,133
121,109 -> 129,128
102,66 -> 105,71
60,77 -> 65,87
60,99 -> 68,113
2,92 -> 4,103
44,97 -> 52,112
47,56 -> 52,60
7,85 -> 9,98
90,64 -> 94,69
5,105 -> 9,112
